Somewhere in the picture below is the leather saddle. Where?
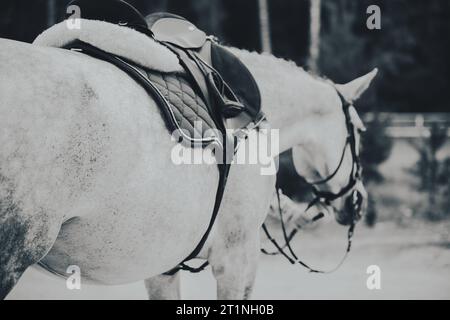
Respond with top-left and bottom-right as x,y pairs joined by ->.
147,12 -> 262,128
64,0 -> 264,274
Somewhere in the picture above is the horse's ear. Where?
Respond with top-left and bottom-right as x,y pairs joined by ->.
335,68 -> 378,104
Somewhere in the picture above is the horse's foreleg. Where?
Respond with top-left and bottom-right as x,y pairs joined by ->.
144,273 -> 181,300
209,231 -> 260,300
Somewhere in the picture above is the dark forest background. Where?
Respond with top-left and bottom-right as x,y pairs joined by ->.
1,0 -> 449,113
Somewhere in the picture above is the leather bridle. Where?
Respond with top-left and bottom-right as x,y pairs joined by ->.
308,89 -> 363,216
262,87 -> 365,273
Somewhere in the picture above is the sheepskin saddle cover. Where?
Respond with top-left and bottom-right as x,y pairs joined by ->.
33,19 -> 182,72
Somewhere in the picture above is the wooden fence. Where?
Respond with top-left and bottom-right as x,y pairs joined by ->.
364,113 -> 450,138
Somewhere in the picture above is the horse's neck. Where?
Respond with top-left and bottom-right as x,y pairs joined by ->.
230,48 -> 328,153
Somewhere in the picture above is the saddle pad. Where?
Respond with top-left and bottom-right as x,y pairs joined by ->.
144,71 -> 219,144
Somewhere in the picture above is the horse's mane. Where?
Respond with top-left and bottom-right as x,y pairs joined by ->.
227,47 -> 337,122
228,47 -> 332,82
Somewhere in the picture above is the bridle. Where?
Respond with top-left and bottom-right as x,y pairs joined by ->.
308,89 -> 363,215
262,86 -> 365,273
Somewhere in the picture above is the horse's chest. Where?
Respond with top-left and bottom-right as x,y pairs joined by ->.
224,163 -> 276,220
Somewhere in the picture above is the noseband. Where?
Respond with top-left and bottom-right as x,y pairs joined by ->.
262,87 -> 364,274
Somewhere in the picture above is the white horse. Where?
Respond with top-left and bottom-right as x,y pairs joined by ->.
0,36 -> 376,299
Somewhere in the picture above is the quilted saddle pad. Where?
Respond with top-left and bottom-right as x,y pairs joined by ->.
144,71 -> 219,146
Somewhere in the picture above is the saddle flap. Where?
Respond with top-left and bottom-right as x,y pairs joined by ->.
210,43 -> 262,119
149,15 -> 207,49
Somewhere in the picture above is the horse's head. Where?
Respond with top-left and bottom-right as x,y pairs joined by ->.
291,69 -> 377,226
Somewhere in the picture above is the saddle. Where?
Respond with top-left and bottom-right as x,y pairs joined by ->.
67,1 -> 262,138
148,13 -> 262,125
65,0 -> 265,274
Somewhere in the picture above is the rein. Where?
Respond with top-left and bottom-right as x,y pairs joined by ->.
262,188 -> 355,274
261,88 -> 363,274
